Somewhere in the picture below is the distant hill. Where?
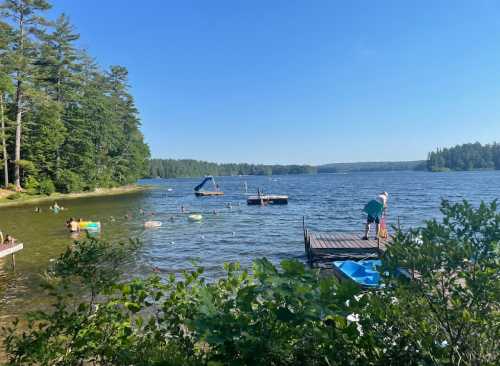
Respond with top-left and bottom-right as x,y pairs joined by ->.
318,160 -> 426,173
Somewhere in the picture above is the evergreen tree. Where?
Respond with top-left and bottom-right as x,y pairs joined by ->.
427,142 -> 500,172
0,19 -> 14,186
1,0 -> 51,190
0,0 -> 150,193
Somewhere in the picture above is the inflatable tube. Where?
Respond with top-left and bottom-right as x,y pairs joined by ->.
188,214 -> 203,222
144,220 -> 162,228
79,221 -> 101,231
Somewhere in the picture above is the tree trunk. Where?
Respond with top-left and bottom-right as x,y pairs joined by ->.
14,79 -> 22,191
14,6 -> 25,192
0,93 -> 8,187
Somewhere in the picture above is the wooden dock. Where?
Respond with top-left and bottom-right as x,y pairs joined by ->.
304,229 -> 388,265
0,243 -> 23,269
247,194 -> 288,205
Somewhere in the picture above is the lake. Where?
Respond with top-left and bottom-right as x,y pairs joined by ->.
1,170 -> 499,320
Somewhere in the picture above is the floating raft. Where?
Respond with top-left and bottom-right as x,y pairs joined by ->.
304,230 -> 388,265
195,191 -> 224,197
247,195 -> 288,205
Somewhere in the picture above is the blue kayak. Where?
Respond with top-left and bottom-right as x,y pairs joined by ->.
333,260 -> 383,288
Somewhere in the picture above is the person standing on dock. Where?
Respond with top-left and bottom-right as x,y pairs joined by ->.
362,192 -> 388,240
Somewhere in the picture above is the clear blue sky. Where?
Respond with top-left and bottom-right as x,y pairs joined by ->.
50,0 -> 500,165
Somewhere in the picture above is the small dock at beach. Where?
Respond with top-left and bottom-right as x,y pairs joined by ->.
304,229 -> 388,265
247,195 -> 288,205
0,242 -> 23,269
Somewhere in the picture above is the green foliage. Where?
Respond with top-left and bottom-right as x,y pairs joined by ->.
363,200 -> 500,365
3,201 -> 499,365
6,191 -> 22,200
148,159 -> 317,178
24,175 -> 39,195
427,142 -> 500,171
37,177 -> 55,195
0,0 -> 150,192
54,169 -> 83,193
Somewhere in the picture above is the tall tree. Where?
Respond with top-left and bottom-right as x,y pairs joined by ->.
0,19 -> 13,187
27,13 -> 80,182
0,0 -> 149,193
0,0 -> 51,190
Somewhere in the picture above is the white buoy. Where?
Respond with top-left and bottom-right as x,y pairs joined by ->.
144,220 -> 162,228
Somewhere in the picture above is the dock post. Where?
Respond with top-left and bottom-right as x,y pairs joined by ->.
302,216 -> 306,240
397,216 -> 401,231
11,253 -> 15,270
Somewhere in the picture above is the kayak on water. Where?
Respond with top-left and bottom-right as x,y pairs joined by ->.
144,220 -> 162,228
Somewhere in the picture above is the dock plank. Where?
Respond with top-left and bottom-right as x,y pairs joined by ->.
0,243 -> 23,258
306,231 -> 388,263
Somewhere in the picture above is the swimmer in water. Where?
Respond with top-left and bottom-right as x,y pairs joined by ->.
3,234 -> 16,245
67,218 -> 80,233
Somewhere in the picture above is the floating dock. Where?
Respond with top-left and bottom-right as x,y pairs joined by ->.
247,194 -> 288,205
195,191 -> 224,197
0,242 -> 24,269
304,229 -> 388,265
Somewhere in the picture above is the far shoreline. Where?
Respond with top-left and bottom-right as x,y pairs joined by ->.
0,184 -> 153,208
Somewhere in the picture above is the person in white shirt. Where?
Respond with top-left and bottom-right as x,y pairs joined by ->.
362,191 -> 389,240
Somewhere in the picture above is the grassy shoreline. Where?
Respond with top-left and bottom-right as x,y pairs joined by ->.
0,184 -> 152,208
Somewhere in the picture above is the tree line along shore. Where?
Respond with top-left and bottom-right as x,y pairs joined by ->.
148,142 -> 500,179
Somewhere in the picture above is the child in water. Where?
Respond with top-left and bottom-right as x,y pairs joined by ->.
3,234 -> 16,245
66,218 -> 80,233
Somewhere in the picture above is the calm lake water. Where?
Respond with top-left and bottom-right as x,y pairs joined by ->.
1,171 -> 499,319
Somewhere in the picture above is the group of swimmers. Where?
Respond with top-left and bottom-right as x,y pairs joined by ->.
34,202 -> 66,214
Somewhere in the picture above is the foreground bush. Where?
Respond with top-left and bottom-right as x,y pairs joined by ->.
3,201 -> 499,365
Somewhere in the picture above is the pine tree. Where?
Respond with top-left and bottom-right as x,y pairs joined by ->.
1,0 -> 51,190
0,19 -> 14,187
1,0 -> 150,192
